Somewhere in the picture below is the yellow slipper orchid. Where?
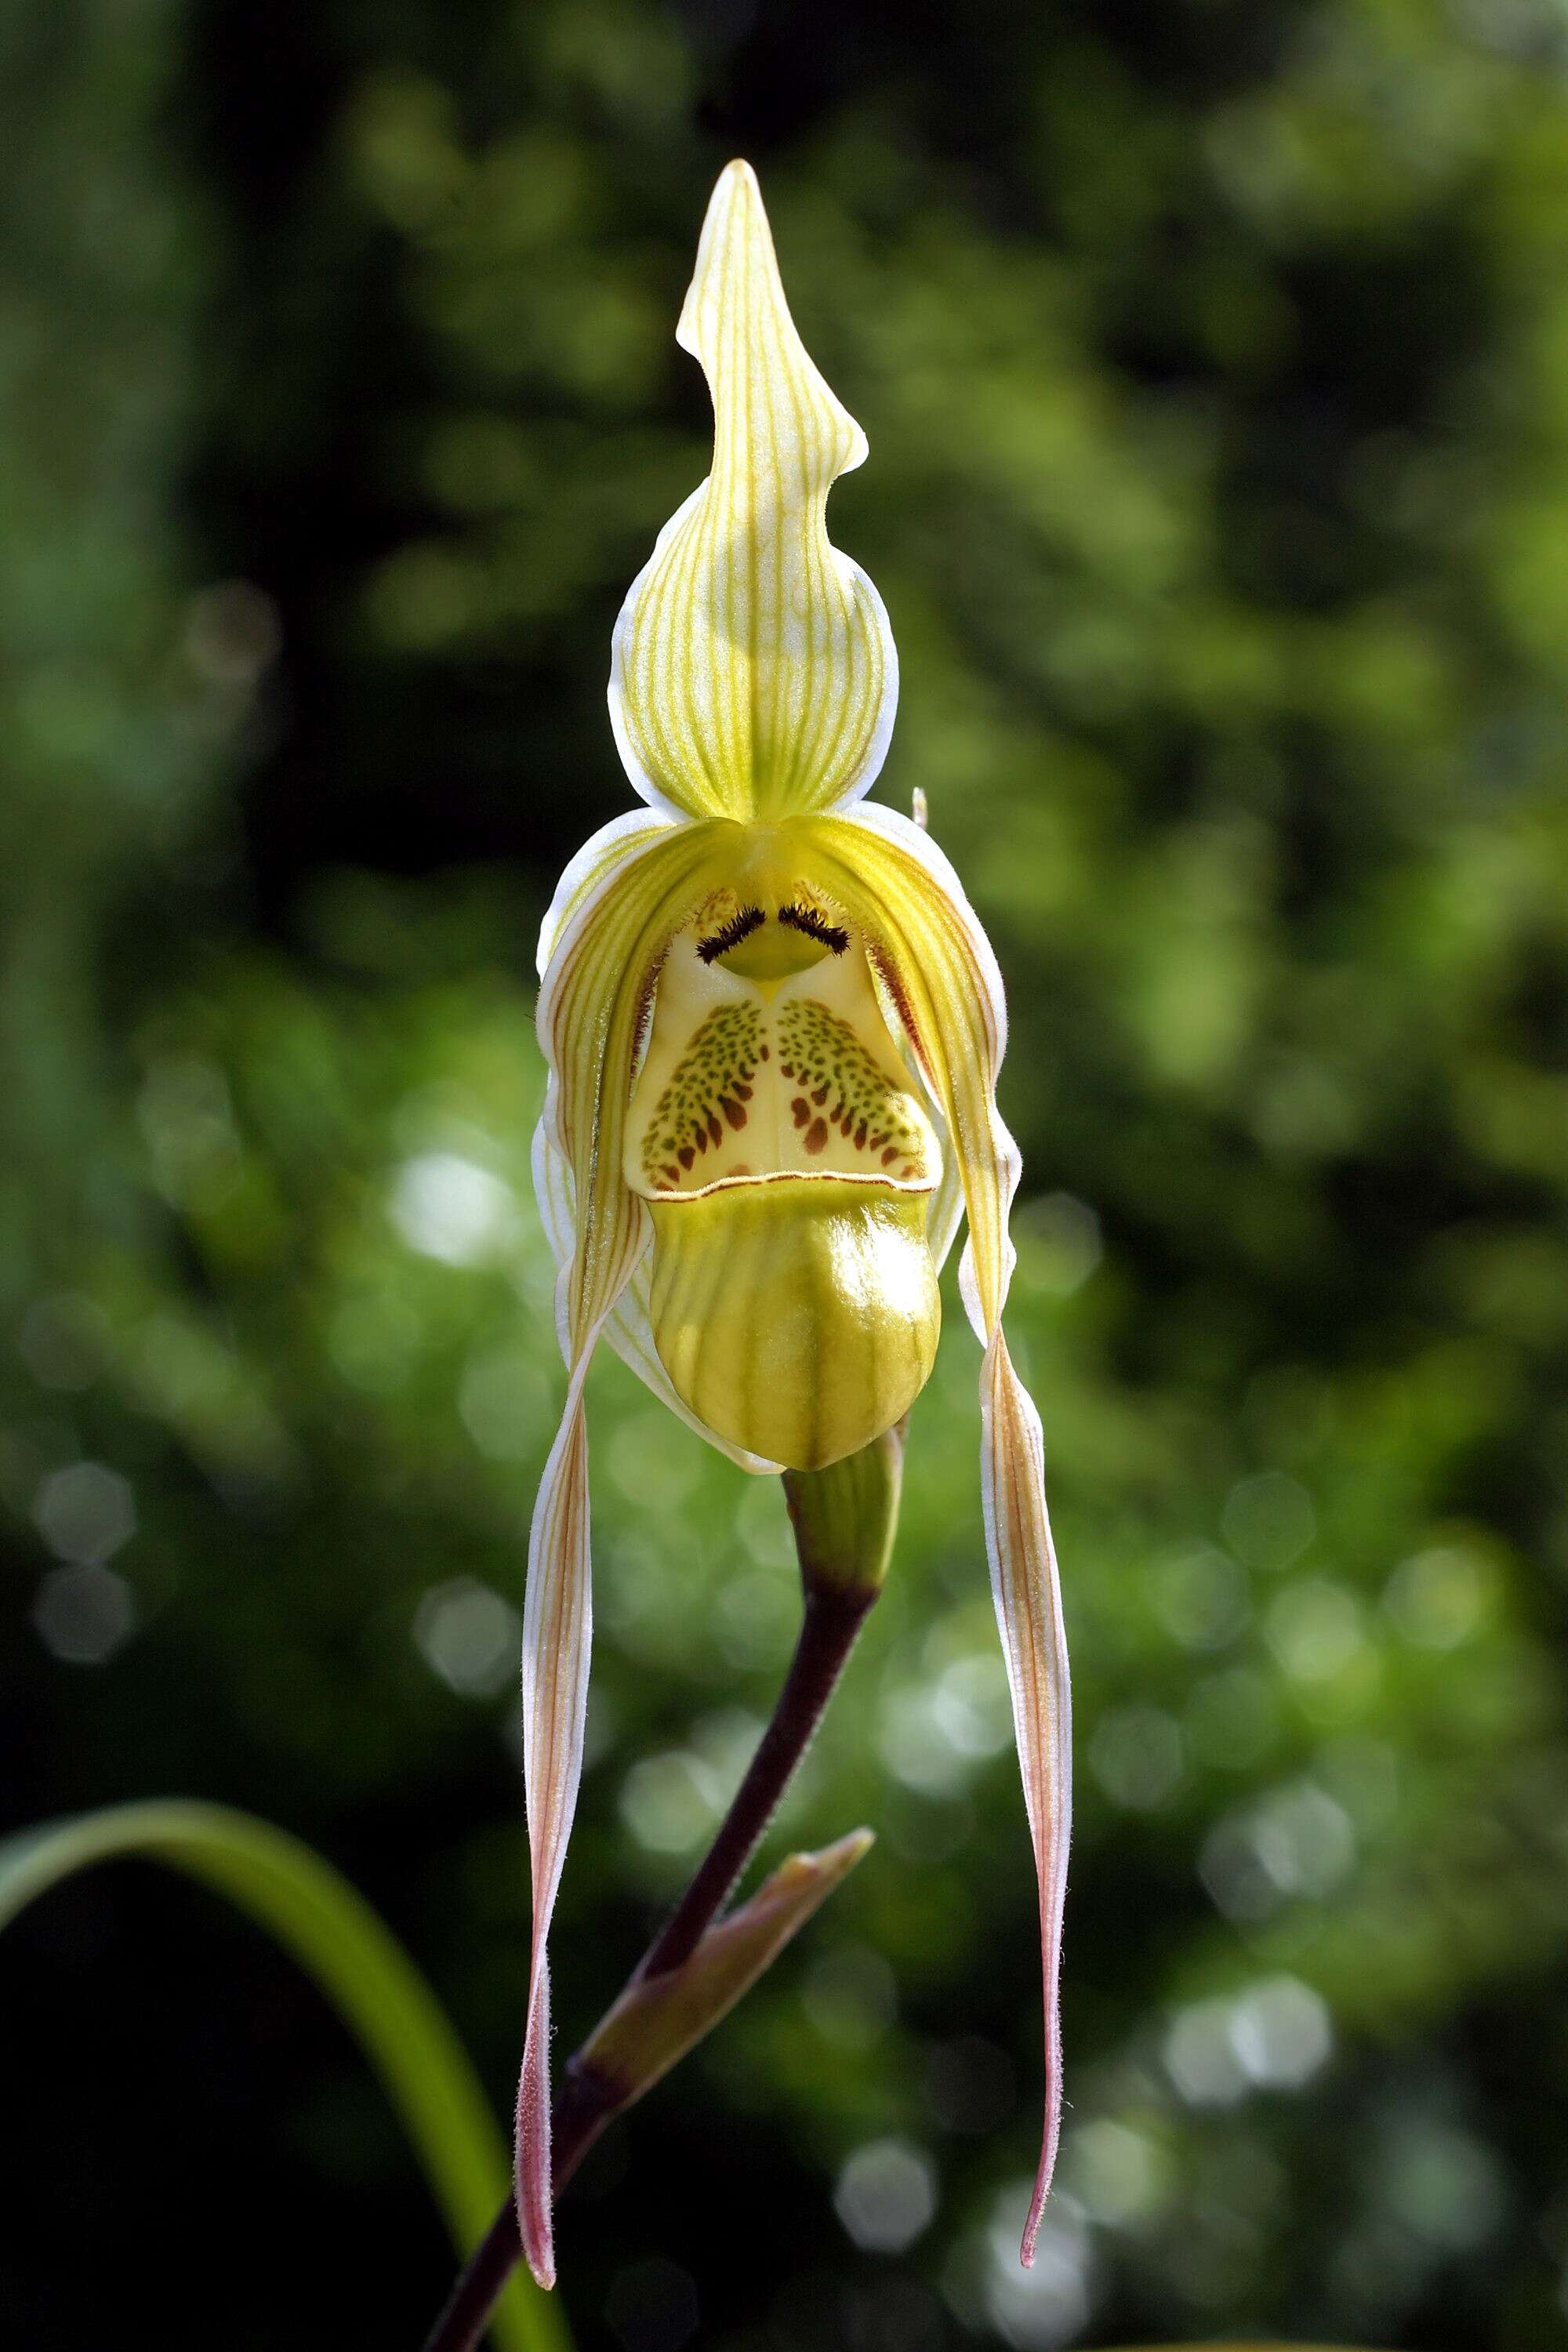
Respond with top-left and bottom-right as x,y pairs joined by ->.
520,159 -> 1070,2287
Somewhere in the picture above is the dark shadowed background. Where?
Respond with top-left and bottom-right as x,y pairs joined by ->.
5,2 -> 1568,2347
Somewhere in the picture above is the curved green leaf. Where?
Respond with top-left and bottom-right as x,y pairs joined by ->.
0,1801 -> 568,2352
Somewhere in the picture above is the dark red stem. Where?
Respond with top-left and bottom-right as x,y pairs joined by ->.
418,1578 -> 877,2352
641,1581 -> 876,1977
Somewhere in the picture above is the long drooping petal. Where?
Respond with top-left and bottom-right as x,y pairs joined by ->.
610,160 -> 896,826
808,800 -> 1070,2263
982,1330 -> 1072,2264
520,817 -> 725,2285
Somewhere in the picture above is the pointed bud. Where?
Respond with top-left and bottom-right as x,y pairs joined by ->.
578,1830 -> 873,2108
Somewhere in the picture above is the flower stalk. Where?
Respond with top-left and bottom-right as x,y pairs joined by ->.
642,1428 -> 899,1980
422,1433 -> 900,2352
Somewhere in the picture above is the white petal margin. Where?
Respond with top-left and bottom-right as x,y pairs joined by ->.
531,1111 -> 779,1475
535,804 -> 686,977
609,161 -> 897,826
808,797 -> 1068,2265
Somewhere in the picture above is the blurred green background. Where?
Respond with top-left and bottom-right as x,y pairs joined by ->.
6,1 -> 1568,2347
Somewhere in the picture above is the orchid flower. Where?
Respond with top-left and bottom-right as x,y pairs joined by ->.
521,159 -> 1071,2288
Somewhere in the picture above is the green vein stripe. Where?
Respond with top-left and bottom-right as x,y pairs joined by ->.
615,165 -> 892,823
811,820 -> 1015,1335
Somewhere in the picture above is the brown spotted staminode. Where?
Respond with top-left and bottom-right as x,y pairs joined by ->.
630,915 -> 935,1203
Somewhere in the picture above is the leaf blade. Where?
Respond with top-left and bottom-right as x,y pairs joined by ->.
0,1801 -> 568,2352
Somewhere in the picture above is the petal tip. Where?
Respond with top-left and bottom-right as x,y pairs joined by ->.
1019,2058 -> 1062,2267
515,2134 -> 557,2291
1018,2176 -> 1047,2270
515,1962 -> 557,2291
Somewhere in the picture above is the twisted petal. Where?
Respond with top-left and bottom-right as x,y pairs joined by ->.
610,160 -> 896,824
520,816 -> 725,2284
982,1331 -> 1072,2264
808,801 -> 1070,2263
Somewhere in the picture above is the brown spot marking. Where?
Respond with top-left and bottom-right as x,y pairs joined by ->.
804,1118 -> 829,1155
720,1096 -> 746,1130
640,998 -> 764,1191
791,1098 -> 810,1127
774,993 -> 931,1184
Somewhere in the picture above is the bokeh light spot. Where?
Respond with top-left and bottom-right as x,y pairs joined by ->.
1065,2117 -> 1173,2227
389,1152 -> 518,1265
1229,1974 -> 1333,2088
1164,1998 -> 1250,2107
34,1461 -> 136,1566
1265,1576 -> 1367,1683
1014,1191 -> 1102,1294
833,2137 -> 938,2254
413,1577 -> 520,1697
33,1563 -> 136,1666
1383,1544 -> 1491,1649
1200,1780 -> 1356,1918
619,1751 -> 720,1854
